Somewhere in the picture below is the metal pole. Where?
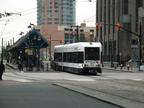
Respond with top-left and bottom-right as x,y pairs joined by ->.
13,37 -> 14,45
1,38 -> 3,61
77,25 -> 79,42
139,23 -> 142,71
49,35 -> 51,61
118,31 -> 120,64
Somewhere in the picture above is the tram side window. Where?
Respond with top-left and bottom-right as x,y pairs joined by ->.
63,52 -> 83,63
78,52 -> 84,63
71,52 -> 83,63
63,52 -> 72,62
63,52 -> 66,62
72,52 -> 78,63
67,52 -> 72,62
54,53 -> 62,62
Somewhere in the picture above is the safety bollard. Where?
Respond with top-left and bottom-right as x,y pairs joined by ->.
127,65 -> 130,70
120,64 -> 123,70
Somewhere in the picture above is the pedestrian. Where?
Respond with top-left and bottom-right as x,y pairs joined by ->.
18,59 -> 23,71
0,61 -> 5,80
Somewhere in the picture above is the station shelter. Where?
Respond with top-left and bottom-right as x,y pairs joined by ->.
8,28 -> 50,71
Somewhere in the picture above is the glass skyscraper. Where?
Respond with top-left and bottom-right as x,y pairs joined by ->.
37,0 -> 76,26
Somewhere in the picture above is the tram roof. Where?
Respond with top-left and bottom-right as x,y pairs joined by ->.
55,42 -> 102,48
54,42 -> 102,52
8,28 -> 50,51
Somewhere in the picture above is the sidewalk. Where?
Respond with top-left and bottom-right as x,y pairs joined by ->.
6,61 -> 141,72
56,78 -> 144,108
6,62 -> 55,72
103,66 -> 140,72
6,63 -> 18,70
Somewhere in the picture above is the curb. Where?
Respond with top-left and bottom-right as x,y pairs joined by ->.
103,67 -> 139,73
54,83 -> 143,108
6,63 -> 18,70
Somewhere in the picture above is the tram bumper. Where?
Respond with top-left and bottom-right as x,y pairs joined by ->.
83,67 -> 102,73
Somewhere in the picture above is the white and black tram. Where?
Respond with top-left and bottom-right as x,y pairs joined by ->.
52,42 -> 102,75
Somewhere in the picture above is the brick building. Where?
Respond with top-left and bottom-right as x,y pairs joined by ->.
35,24 -> 96,59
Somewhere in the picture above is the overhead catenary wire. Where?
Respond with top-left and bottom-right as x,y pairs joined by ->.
2,0 -> 96,22
0,0 -> 96,36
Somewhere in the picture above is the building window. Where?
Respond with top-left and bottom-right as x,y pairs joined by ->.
48,18 -> 52,21
54,14 -> 59,17
90,29 -> 94,32
80,29 -> 84,32
54,10 -> 59,13
47,14 -> 52,17
47,10 -> 52,12
54,18 -> 59,21
54,6 -> 59,9
64,33 -> 73,44
48,2 -> 52,5
54,2 -> 59,5
47,22 -> 52,24
47,6 -> 52,9
54,22 -> 59,24
64,28 -> 72,31
124,0 -> 128,14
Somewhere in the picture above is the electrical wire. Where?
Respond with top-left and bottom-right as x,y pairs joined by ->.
1,0 -> 96,26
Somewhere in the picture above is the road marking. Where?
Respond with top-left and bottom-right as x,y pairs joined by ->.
132,79 -> 143,81
12,79 -> 33,82
69,79 -> 95,81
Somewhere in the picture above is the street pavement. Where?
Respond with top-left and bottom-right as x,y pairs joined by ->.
0,82 -> 122,108
2,62 -> 144,108
56,78 -> 144,108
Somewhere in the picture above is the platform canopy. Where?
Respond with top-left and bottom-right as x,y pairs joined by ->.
9,29 -> 50,51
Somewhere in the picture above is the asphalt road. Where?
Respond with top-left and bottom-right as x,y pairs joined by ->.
0,82 -> 122,108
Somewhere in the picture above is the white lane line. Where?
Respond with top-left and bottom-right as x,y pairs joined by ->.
69,79 -> 95,81
132,79 -> 143,81
12,79 -> 33,82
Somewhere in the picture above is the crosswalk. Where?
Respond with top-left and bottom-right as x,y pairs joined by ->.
1,72 -> 144,83
11,79 -> 34,82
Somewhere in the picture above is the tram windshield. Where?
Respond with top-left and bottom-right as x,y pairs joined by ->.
85,47 -> 100,60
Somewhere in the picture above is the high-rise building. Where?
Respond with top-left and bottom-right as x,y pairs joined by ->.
37,0 -> 76,26
96,0 -> 144,63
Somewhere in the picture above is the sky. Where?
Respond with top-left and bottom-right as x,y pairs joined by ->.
0,0 -> 96,45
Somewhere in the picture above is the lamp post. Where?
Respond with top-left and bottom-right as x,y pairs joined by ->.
1,38 -> 3,61
71,25 -> 80,42
27,23 -> 35,71
139,22 -> 142,71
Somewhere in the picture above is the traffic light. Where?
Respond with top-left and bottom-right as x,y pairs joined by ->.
117,23 -> 121,31
60,40 -> 62,43
96,23 -> 99,30
49,40 -> 52,43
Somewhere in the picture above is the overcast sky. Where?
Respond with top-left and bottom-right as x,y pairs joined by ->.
0,0 -> 96,44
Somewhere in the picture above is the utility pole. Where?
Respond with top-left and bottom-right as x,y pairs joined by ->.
48,35 -> 62,61
1,38 -> 3,61
49,35 -> 52,61
71,25 -> 80,42
139,23 -> 142,67
76,25 -> 79,41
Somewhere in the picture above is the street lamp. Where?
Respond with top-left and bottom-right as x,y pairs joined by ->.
27,23 -> 35,71
1,38 -> 3,61
28,23 -> 35,30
